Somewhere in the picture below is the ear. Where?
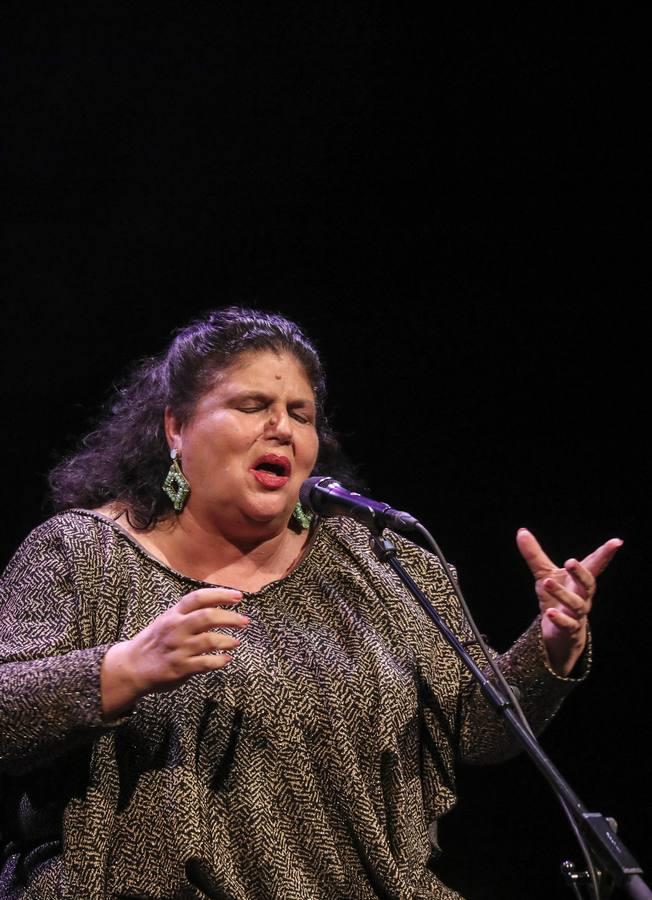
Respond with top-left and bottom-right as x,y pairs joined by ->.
164,406 -> 183,453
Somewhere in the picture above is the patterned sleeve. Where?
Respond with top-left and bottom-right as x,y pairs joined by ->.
456,616 -> 590,764
393,533 -> 590,766
0,517 -> 115,773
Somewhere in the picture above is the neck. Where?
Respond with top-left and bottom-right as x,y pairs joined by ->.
178,507 -> 288,559
134,506 -> 309,590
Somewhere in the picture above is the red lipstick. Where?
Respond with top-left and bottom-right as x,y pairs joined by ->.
251,454 -> 291,489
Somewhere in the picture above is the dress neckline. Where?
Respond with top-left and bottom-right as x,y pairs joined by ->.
67,508 -> 322,597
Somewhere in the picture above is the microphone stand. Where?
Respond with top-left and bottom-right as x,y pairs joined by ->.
369,529 -> 650,900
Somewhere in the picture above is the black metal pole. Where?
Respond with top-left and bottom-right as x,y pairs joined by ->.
370,533 -> 649,900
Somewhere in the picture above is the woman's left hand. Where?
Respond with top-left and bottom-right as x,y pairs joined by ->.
516,528 -> 623,676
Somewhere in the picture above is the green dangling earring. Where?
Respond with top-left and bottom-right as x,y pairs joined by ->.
292,500 -> 313,530
162,448 -> 191,512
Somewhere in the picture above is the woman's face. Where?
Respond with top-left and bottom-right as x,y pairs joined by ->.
166,349 -> 319,537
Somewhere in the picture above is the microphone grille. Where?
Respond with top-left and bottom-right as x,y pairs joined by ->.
299,475 -> 339,513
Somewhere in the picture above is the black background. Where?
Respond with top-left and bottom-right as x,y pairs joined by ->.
4,7 -> 649,898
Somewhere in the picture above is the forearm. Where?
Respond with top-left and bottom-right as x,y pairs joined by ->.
459,617 -> 591,765
0,645 -> 115,771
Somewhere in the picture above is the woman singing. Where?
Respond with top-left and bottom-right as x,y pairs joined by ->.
0,307 -> 621,899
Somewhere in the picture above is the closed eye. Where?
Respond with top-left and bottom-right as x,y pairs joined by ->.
238,405 -> 313,424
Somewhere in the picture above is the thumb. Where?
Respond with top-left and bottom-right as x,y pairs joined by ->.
516,528 -> 557,579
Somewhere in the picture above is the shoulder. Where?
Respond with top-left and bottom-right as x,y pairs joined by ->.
2,510 -> 132,583
14,508 -> 119,550
316,516 -> 454,594
318,516 -> 442,564
310,518 -> 469,645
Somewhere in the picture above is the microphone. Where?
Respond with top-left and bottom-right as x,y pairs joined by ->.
299,476 -> 419,534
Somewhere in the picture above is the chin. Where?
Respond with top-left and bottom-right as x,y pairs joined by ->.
244,501 -> 292,527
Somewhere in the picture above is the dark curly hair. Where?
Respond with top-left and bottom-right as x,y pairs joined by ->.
49,307 -> 361,529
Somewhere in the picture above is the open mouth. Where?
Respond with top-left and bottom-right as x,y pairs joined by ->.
251,454 -> 292,488
252,455 -> 291,477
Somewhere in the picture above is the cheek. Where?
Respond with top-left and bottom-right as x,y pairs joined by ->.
205,414 -> 257,449
301,432 -> 319,469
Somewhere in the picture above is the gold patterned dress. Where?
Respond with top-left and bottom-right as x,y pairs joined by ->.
0,511 -> 587,899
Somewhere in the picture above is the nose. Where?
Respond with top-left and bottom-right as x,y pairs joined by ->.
264,406 -> 292,443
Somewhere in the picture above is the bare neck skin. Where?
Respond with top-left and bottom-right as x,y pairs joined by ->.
96,503 -> 311,593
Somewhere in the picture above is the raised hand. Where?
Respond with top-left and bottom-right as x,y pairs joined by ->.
516,528 -> 623,676
101,587 -> 249,718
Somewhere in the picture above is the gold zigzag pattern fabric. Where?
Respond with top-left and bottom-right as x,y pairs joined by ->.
0,510 -> 587,899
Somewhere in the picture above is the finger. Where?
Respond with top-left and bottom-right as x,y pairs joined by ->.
172,651 -> 237,677
543,579 -> 589,618
516,528 -> 557,578
580,538 -> 624,577
177,588 -> 244,613
192,653 -> 235,673
563,559 -> 595,598
545,607 -> 586,635
184,608 -> 250,635
185,632 -> 242,656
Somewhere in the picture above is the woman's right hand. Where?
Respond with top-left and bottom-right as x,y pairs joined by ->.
100,588 -> 249,719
